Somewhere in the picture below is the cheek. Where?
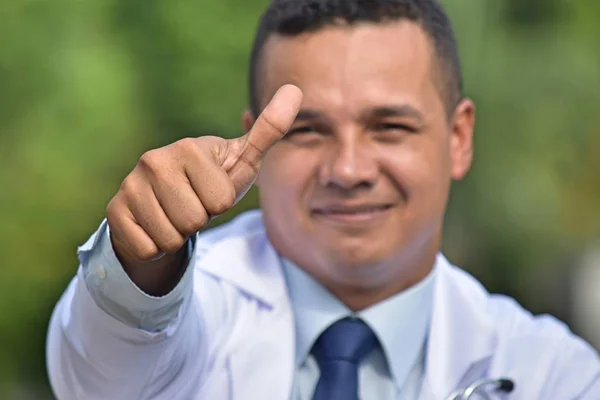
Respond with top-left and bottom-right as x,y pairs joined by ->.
259,147 -> 316,207
379,142 -> 433,187
379,137 -> 451,200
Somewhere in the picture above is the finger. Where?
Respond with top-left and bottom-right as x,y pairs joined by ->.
238,84 -> 303,167
107,199 -> 162,262
185,157 -> 237,217
127,183 -> 187,255
152,176 -> 210,237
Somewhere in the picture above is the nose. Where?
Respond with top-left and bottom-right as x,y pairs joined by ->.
319,133 -> 379,191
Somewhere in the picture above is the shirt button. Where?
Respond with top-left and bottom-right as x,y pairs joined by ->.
96,265 -> 107,279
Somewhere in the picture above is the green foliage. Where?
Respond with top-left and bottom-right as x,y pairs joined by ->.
0,0 -> 598,396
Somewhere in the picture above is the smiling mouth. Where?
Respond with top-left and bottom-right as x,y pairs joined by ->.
311,204 -> 394,223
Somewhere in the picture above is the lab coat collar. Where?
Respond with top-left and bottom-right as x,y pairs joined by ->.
281,258 -> 350,368
423,254 -> 497,398
196,211 -> 288,308
196,212 -> 497,398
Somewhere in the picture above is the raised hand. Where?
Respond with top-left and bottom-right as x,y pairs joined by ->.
104,85 -> 302,292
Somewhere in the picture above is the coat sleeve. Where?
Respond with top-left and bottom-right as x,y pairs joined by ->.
77,220 -> 195,332
45,222 -> 218,400
543,332 -> 600,399
579,377 -> 600,399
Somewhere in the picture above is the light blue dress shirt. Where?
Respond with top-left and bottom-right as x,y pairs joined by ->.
82,220 -> 436,399
80,220 -> 194,332
283,259 -> 436,400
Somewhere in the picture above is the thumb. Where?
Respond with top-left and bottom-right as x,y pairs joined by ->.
241,84 -> 303,166
226,84 -> 303,192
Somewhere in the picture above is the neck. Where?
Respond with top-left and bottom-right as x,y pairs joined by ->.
325,250 -> 437,312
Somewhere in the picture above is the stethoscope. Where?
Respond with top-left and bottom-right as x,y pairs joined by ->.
445,378 -> 515,399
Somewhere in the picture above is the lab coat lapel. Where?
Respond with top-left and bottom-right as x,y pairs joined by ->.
199,228 -> 289,305
422,256 -> 497,399
198,214 -> 499,399
198,228 -> 295,400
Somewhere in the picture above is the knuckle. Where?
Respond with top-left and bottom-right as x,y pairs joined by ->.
182,137 -> 212,161
179,214 -> 208,236
105,198 -> 118,221
134,244 -> 161,262
119,175 -> 138,195
238,149 -> 262,175
196,211 -> 210,228
210,191 -> 236,216
159,237 -> 186,254
259,111 -> 287,137
176,137 -> 197,152
209,202 -> 230,216
225,183 -> 238,208
138,150 -> 164,175
176,137 -> 207,163
106,196 -> 128,225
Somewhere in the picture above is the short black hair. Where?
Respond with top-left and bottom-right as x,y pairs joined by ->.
248,0 -> 463,117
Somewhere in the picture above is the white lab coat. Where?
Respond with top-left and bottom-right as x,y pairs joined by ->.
46,211 -> 600,399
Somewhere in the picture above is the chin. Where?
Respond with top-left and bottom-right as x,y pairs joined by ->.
323,242 -> 395,271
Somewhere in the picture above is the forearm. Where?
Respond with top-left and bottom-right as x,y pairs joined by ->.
47,221 -> 205,399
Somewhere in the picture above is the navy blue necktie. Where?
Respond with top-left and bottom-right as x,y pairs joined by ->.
311,318 -> 378,400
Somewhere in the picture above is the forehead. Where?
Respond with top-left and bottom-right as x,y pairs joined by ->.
259,21 -> 444,116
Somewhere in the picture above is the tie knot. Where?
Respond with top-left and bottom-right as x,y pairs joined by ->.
311,318 -> 378,366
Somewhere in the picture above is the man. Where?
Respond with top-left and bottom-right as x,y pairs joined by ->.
46,0 -> 600,399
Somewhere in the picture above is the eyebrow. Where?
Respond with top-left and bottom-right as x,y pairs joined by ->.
294,109 -> 324,121
364,105 -> 426,123
293,105 -> 426,124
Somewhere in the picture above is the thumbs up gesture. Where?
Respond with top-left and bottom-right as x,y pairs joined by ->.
106,85 -> 303,267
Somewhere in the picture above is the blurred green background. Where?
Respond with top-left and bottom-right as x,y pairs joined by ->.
1,0 -> 599,397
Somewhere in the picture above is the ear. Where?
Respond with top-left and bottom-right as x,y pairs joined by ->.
242,109 -> 256,133
449,99 -> 475,180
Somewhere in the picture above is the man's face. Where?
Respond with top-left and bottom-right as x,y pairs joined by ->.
247,21 -> 474,295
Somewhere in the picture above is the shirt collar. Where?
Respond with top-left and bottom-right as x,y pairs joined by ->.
283,259 -> 350,366
283,257 -> 438,391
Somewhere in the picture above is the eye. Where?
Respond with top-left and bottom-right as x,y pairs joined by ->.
286,126 -> 317,136
283,125 -> 327,147
375,123 -> 417,133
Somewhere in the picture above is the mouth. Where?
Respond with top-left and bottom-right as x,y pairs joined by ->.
311,204 -> 394,224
